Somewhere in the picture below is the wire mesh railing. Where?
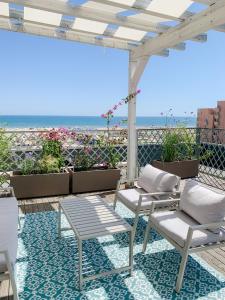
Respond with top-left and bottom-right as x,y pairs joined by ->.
0,129 -> 128,189
137,127 -> 225,191
0,127 -> 224,191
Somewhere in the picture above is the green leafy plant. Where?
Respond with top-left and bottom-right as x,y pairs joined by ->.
74,147 -> 96,171
107,144 -> 120,168
20,154 -> 37,175
161,128 -> 212,162
37,155 -> 60,174
42,140 -> 64,168
0,129 -> 11,185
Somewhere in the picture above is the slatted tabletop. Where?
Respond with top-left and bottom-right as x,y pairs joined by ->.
59,195 -> 132,240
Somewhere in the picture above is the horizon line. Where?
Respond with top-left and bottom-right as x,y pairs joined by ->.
0,114 -> 197,118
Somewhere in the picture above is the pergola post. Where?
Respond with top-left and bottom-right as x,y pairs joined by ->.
127,51 -> 149,184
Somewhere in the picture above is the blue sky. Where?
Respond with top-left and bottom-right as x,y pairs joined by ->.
0,21 -> 225,117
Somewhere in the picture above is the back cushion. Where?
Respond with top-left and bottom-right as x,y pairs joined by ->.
137,164 -> 180,193
180,180 -> 225,233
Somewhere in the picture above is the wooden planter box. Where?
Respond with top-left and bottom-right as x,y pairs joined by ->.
152,159 -> 199,179
10,170 -> 70,199
69,168 -> 121,194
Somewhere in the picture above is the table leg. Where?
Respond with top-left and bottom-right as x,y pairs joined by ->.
58,203 -> 61,238
129,231 -> 133,276
78,239 -> 83,290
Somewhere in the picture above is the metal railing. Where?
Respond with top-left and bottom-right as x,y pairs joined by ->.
137,128 -> 225,190
0,128 -> 224,191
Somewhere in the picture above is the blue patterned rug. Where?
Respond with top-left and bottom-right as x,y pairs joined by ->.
17,203 -> 225,300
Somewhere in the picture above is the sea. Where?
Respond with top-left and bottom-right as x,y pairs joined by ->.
0,115 -> 196,129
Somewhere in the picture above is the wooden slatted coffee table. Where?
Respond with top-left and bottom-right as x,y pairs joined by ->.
58,195 -> 133,289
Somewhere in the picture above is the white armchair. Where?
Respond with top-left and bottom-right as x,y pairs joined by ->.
114,164 -> 181,240
0,188 -> 18,300
143,180 -> 225,293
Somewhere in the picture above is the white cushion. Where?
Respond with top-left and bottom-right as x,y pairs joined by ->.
180,180 -> 225,233
151,210 -> 225,248
137,164 -> 180,193
0,197 -> 18,273
117,188 -> 176,211
117,188 -> 155,211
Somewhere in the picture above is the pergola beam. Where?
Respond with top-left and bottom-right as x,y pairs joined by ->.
0,17 -> 134,50
0,14 -> 173,57
192,0 -> 216,4
133,0 -> 225,60
90,0 -> 190,21
1,0 -> 208,44
1,0 -> 168,34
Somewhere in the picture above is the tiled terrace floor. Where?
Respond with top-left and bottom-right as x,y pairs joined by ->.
1,187 -> 225,299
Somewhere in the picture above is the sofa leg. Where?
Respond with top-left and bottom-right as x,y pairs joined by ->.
132,212 -> 139,243
6,257 -> 18,300
175,252 -> 188,293
113,196 -> 118,210
142,212 -> 152,252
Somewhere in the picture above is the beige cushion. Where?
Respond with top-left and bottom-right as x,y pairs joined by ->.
0,197 -> 18,273
117,188 -> 176,211
118,188 -> 154,211
151,210 -> 225,248
137,164 -> 180,193
180,180 -> 225,233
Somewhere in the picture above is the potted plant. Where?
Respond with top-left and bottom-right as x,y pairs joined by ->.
69,143 -> 121,193
69,90 -> 140,193
0,129 -> 12,195
152,128 -> 210,179
10,129 -> 69,199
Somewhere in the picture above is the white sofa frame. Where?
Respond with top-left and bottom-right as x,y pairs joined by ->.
114,179 -> 181,241
143,198 -> 225,293
0,187 -> 19,300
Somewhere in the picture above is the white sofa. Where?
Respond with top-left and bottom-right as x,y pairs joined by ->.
143,180 -> 225,293
0,189 -> 18,300
114,164 -> 181,240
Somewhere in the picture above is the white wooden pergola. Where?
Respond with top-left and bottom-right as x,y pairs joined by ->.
1,0 -> 225,183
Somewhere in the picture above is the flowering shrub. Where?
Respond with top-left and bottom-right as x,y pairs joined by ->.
100,90 -> 141,168
41,128 -> 69,168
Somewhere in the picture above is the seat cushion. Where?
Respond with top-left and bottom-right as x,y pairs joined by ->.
117,188 -> 176,211
137,164 -> 180,193
0,197 -> 18,273
180,180 -> 225,233
151,210 -> 225,248
117,188 -> 155,211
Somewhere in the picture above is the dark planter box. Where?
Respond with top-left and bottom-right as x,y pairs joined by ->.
152,159 -> 199,179
10,170 -> 70,199
69,168 -> 121,194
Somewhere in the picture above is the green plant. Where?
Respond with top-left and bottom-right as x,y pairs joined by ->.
0,129 -> 11,185
42,140 -> 64,168
74,147 -> 96,171
20,155 -> 37,175
37,155 -> 60,174
161,128 -> 212,162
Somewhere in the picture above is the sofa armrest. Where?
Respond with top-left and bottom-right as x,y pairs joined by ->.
150,198 -> 180,213
190,221 -> 225,231
183,220 -> 225,250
